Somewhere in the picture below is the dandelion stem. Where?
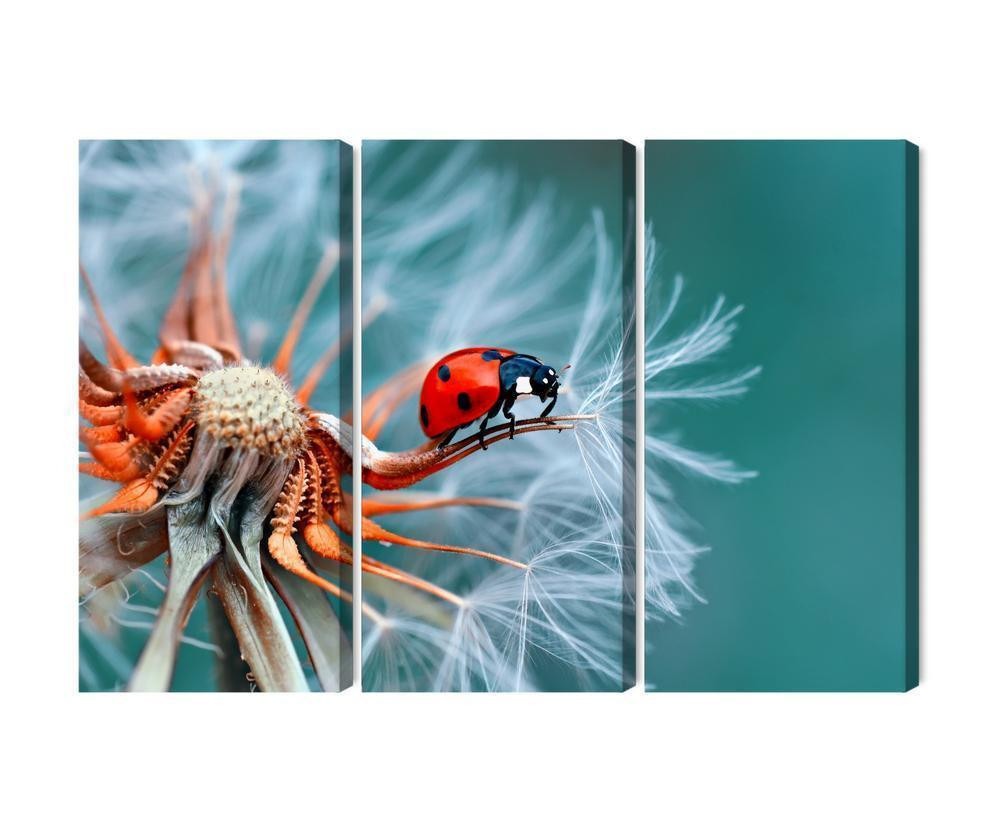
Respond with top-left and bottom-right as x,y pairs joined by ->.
361,556 -> 465,607
362,414 -> 592,490
362,495 -> 524,515
128,500 -> 219,692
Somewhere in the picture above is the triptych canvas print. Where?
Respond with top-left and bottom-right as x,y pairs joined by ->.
78,139 -> 917,692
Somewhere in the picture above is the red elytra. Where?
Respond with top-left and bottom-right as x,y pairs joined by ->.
418,347 -> 515,438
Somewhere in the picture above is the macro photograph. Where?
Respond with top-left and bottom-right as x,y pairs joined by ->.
76,138 -> 916,695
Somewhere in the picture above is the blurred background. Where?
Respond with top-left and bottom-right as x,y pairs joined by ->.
645,140 -> 913,691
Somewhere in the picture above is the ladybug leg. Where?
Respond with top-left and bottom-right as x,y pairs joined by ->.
437,427 -> 458,449
479,392 -> 510,450
539,393 -> 558,423
501,393 -> 518,440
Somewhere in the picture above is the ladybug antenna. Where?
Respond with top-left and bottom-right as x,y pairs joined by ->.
560,363 -> 572,373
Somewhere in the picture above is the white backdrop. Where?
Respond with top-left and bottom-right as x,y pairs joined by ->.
2,1 -> 997,813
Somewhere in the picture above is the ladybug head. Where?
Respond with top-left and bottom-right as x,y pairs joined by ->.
528,363 -> 561,400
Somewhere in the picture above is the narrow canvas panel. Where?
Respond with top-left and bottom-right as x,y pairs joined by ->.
361,140 -> 636,691
644,140 -> 918,691
79,139 -> 353,692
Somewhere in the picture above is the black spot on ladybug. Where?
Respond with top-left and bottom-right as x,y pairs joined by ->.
420,404 -> 430,428
481,349 -> 502,361
457,392 -> 472,411
437,364 -> 451,381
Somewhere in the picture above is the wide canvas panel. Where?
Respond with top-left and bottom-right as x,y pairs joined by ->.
75,138 -> 918,694
360,140 -> 637,691
79,140 -> 353,692
644,140 -> 918,691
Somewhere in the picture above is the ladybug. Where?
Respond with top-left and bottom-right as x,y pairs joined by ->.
419,347 -> 564,448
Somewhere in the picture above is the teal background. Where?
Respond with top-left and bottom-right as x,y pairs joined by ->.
645,140 -> 917,691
